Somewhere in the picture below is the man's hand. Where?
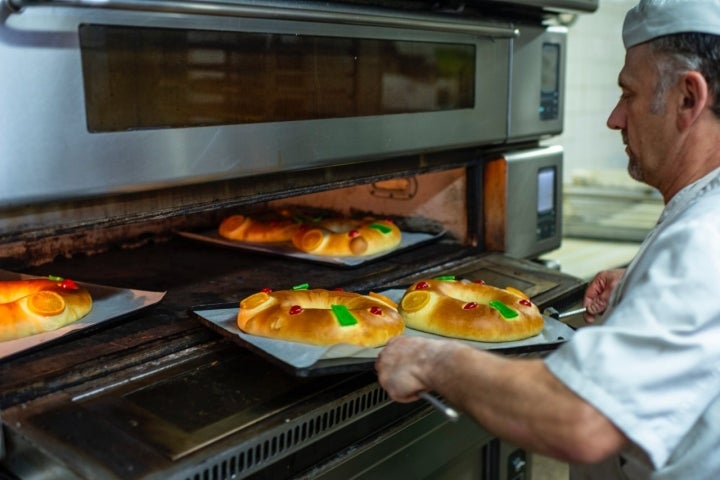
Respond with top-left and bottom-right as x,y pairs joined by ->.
375,336 -> 462,402
583,268 -> 625,323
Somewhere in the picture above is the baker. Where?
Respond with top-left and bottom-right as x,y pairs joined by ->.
375,0 -> 720,477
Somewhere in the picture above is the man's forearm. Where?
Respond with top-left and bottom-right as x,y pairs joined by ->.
428,345 -> 628,463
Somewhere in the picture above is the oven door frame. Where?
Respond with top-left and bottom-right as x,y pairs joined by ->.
1,1 -> 514,207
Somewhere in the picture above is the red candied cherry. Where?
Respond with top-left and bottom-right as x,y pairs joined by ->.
59,278 -> 78,290
415,281 -> 430,290
463,302 -> 478,310
348,230 -> 360,238
519,299 -> 532,307
473,279 -> 486,285
261,287 -> 273,294
289,305 -> 303,315
370,306 -> 383,316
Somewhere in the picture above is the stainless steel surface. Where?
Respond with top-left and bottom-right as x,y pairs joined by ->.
543,305 -> 586,320
300,406 -> 497,480
563,181 -> 663,242
176,228 -> 445,268
418,392 -> 459,422
6,0 -> 599,16
0,0 -> 513,207
487,0 -> 598,13
483,145 -> 564,259
5,0 -> 521,37
509,25 -> 567,141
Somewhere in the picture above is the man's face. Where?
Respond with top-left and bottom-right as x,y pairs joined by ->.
606,44 -> 678,189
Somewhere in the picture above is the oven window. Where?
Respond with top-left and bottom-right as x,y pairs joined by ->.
537,166 -> 556,214
79,24 -> 475,132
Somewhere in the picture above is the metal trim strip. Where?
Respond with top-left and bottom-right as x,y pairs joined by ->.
6,0 -> 520,37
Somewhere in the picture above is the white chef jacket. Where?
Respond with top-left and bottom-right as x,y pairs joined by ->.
544,166 -> 720,480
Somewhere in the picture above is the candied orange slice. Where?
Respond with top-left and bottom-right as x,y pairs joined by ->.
27,291 -> 66,316
240,292 -> 271,309
297,229 -> 324,250
222,215 -> 247,229
401,291 -> 430,312
505,286 -> 529,299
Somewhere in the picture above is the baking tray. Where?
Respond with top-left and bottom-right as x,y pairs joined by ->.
0,270 -> 166,360
176,229 -> 445,267
189,288 -> 575,377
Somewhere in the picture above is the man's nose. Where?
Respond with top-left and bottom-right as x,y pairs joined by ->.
607,103 -> 624,130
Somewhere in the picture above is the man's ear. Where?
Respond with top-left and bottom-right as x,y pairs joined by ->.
677,71 -> 709,130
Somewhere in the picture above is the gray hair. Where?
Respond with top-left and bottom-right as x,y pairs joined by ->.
648,33 -> 720,117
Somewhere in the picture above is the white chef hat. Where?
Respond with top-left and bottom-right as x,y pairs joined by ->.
623,0 -> 720,49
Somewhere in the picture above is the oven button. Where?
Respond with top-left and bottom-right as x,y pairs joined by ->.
507,448 -> 527,480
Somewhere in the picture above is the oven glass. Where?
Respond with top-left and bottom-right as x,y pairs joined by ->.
539,42 -> 560,121
79,24 -> 475,132
537,166 -> 557,240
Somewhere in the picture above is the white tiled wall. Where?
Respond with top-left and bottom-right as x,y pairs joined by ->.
544,0 -> 638,182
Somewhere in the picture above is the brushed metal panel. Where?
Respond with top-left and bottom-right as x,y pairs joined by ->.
0,4 -> 510,207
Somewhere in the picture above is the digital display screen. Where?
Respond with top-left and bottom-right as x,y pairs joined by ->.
537,167 -> 555,214
79,24 -> 475,132
541,43 -> 560,93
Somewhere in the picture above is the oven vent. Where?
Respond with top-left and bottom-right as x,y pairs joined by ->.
179,382 -> 391,480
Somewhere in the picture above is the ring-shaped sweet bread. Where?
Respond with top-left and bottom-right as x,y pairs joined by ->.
291,218 -> 402,256
0,278 -> 93,342
218,214 -> 301,243
398,277 -> 543,342
238,287 -> 404,347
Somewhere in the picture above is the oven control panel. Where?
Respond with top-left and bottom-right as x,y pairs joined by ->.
483,145 -> 563,259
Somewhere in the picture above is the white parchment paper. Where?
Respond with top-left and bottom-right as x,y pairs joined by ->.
176,229 -> 444,267
192,295 -> 575,370
0,270 -> 166,359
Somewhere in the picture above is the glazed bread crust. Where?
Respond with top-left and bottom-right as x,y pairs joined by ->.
292,218 -> 402,256
399,279 -> 543,342
0,279 -> 93,342
238,288 -> 404,347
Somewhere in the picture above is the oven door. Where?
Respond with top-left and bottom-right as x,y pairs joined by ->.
1,1 -> 514,207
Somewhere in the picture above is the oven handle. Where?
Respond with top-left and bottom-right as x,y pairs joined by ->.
5,0 -> 520,38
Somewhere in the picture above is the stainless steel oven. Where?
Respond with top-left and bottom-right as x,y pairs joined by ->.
2,0 -> 519,206
0,1 -> 596,479
1,0 -> 574,208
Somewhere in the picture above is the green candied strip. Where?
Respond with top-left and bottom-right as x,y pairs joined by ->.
331,304 -> 358,327
489,300 -> 519,320
434,275 -> 456,281
369,223 -> 393,234
48,275 -> 64,281
292,283 -> 309,290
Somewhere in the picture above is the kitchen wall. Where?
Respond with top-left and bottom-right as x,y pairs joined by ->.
545,0 -> 638,183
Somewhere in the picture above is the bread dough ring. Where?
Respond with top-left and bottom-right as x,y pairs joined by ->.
218,214 -> 300,243
291,218 -> 402,256
238,288 -> 404,347
399,278 -> 543,342
0,278 -> 93,342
